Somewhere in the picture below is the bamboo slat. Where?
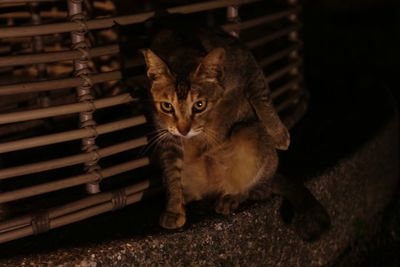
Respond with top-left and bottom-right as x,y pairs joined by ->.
223,7 -> 300,32
0,93 -> 37,107
0,120 -> 43,137
0,93 -> 135,125
51,192 -> 143,227
0,137 -> 148,180
271,77 -> 302,99
265,60 -> 301,83
0,184 -> 149,243
0,44 -> 297,97
0,116 -> 146,153
0,71 -> 121,96
246,25 -> 300,49
0,0 -> 60,4
0,45 -> 119,68
0,0 -> 260,38
281,91 -> 308,130
0,180 -> 150,233
0,46 -> 11,54
276,90 -> 302,113
0,157 -> 149,203
0,11 -> 67,20
259,45 -> 298,68
49,180 -> 150,220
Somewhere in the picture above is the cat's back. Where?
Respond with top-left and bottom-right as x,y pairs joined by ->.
148,14 -> 247,74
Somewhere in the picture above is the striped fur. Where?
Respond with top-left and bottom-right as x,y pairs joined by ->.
141,21 -> 290,229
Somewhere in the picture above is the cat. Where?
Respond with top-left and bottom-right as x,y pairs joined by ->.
139,14 -> 330,240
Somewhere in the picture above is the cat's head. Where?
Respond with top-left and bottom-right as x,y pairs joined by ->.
141,48 -> 225,138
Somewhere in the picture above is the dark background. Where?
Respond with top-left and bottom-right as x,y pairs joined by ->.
303,0 -> 400,104
282,0 -> 399,179
301,0 -> 400,266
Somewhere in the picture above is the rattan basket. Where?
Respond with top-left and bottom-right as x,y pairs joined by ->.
0,0 -> 307,244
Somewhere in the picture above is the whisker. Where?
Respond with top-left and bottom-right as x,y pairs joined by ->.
198,132 -> 210,151
139,129 -> 168,156
204,128 -> 221,147
158,134 -> 172,149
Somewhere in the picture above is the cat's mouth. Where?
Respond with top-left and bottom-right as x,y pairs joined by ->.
168,127 -> 202,139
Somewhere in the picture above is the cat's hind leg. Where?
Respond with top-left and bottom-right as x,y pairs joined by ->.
215,194 -> 246,215
214,123 -> 278,215
248,177 -> 274,201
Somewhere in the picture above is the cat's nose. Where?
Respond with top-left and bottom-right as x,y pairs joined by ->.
177,123 -> 191,136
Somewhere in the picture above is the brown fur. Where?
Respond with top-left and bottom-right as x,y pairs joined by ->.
141,21 -> 290,229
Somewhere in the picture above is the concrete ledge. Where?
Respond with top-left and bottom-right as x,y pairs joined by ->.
0,105 -> 397,266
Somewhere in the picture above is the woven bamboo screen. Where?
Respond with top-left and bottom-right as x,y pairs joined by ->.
0,0 -> 306,244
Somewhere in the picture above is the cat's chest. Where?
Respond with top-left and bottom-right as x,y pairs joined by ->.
181,138 -> 206,162
180,138 -> 229,200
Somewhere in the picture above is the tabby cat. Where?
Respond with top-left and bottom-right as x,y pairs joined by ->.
140,16 -> 329,239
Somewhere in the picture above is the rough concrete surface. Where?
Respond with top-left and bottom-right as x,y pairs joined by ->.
0,110 -> 397,266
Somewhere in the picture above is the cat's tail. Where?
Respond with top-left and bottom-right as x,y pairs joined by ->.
250,173 -> 331,241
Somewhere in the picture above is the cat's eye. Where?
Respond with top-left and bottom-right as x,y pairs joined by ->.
192,100 -> 207,113
160,102 -> 174,113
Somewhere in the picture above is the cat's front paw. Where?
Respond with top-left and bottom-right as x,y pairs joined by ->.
215,195 -> 240,215
160,210 -> 186,229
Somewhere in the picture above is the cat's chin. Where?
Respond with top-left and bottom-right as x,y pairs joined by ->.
174,134 -> 197,139
170,131 -> 201,139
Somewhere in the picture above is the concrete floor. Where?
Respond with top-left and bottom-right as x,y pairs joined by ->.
0,99 -> 397,266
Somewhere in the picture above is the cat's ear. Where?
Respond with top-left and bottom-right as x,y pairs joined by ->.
140,49 -> 173,83
193,48 -> 225,83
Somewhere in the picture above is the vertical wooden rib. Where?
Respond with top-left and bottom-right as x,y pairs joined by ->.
285,0 -> 302,108
30,2 -> 51,109
226,5 -> 240,37
67,0 -> 101,194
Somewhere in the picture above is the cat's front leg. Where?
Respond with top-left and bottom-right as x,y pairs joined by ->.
160,178 -> 186,229
159,141 -> 186,229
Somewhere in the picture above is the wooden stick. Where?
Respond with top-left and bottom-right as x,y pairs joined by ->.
0,137 -> 147,180
0,0 -> 60,4
265,60 -> 301,83
0,71 -> 121,96
223,7 -> 300,32
0,180 -> 150,233
246,25 -> 300,49
0,157 -> 149,203
0,0 -> 260,38
0,116 -> 146,153
0,94 -> 135,125
0,45 -> 119,68
0,186 -> 149,244
259,45 -> 298,68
